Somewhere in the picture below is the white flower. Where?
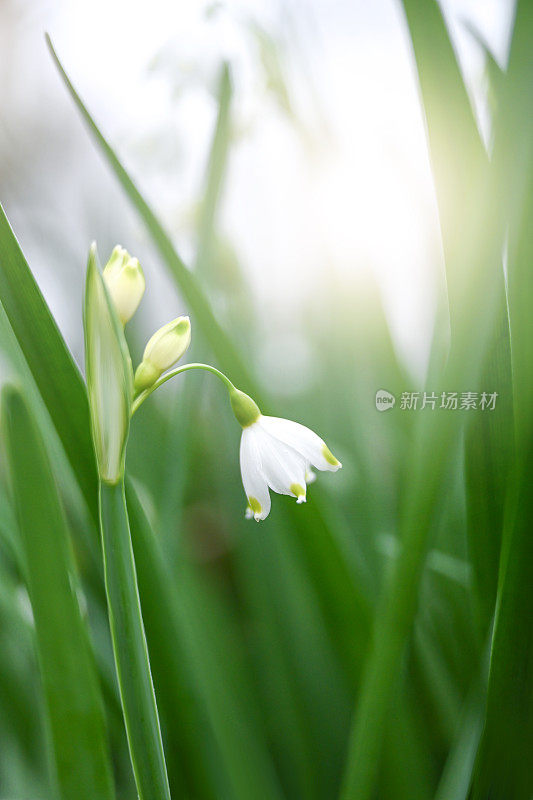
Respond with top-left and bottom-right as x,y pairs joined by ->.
240,415 -> 342,521
103,245 -> 145,325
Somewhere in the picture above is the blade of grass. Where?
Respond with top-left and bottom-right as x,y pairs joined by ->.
1,384 -> 115,800
463,301 -> 513,636
99,480 -> 171,800
474,2 -> 533,794
0,203 -> 97,520
400,0 -> 487,313
401,0 -> 513,640
435,669 -> 486,800
195,62 -> 233,281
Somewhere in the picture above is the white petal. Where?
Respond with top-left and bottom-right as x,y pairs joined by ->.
305,467 -> 317,484
253,424 -> 307,499
239,426 -> 271,520
260,416 -> 342,472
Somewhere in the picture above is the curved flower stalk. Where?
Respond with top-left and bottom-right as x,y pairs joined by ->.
84,240 -> 341,794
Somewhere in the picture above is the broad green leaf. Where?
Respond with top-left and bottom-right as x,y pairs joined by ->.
1,385 -> 115,800
0,202 -> 97,519
84,244 -> 132,483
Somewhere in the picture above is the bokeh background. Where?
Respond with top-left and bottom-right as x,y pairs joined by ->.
0,0 -> 513,374
1,1 -> 528,799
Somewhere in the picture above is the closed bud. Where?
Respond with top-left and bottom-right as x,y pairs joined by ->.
134,316 -> 191,393
84,244 -> 133,483
103,245 -> 145,325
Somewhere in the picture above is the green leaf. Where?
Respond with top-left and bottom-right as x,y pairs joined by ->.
194,61 -> 233,280
474,1 -> 533,795
1,385 -> 115,800
99,480 -> 171,800
84,244 -> 132,483
0,202 -> 98,519
435,669 -> 486,800
400,0 -> 513,641
400,0 -> 487,308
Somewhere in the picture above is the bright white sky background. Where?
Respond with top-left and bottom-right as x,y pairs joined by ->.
0,0 -> 514,381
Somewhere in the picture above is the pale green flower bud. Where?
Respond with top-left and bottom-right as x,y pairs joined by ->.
134,316 -> 191,393
84,244 -> 133,483
103,245 -> 145,325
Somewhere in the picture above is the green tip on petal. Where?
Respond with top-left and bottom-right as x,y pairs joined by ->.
248,496 -> 262,520
174,318 -> 190,335
322,444 -> 341,467
290,483 -> 306,503
230,389 -> 261,428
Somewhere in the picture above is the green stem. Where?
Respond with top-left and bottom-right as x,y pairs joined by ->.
131,362 -> 235,415
99,480 -> 171,800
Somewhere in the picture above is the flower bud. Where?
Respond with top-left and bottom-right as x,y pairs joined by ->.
84,244 -> 133,483
134,316 -> 191,393
103,245 -> 145,325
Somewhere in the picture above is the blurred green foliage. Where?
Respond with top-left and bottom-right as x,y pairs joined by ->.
0,2 -> 532,799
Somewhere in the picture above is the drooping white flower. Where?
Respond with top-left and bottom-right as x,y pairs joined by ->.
134,316 -> 191,393
103,245 -> 145,325
229,389 -> 341,522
